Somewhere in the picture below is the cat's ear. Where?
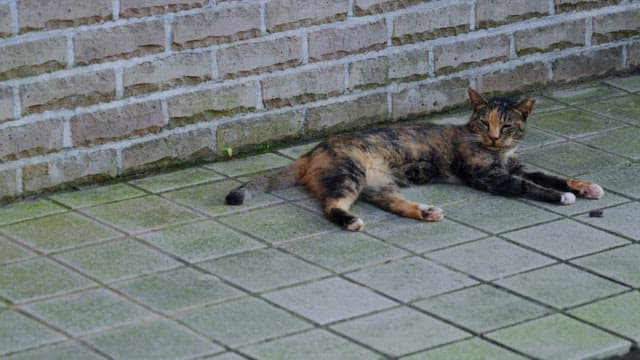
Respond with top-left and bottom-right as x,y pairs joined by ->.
468,88 -> 488,111
514,98 -> 536,118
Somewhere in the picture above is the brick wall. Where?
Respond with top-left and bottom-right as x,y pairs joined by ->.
0,0 -> 639,199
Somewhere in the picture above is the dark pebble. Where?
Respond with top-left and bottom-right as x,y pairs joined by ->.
589,209 -> 604,218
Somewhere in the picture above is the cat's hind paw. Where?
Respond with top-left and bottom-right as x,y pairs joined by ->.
561,192 -> 576,205
346,218 -> 365,232
418,204 -> 444,222
582,183 -> 604,200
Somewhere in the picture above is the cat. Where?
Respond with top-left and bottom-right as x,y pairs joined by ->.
225,88 -> 604,231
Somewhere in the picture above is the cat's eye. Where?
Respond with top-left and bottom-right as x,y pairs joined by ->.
501,124 -> 513,130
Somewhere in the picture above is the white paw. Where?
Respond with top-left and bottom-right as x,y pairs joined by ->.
346,218 -> 365,232
418,204 -> 444,222
561,192 -> 576,205
583,184 -> 604,200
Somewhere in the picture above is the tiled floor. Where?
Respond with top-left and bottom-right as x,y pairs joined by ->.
1,75 -> 640,359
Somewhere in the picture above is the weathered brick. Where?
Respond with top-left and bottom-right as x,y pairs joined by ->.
261,66 -> 345,108
592,9 -> 640,45
552,47 -> 624,83
392,77 -> 469,120
308,19 -> 387,62
555,0 -> 619,13
121,128 -> 215,172
515,20 -> 585,56
266,0 -> 349,32
476,0 -> 548,29
0,119 -> 64,162
23,149 -> 118,192
0,87 -> 13,122
0,169 -> 19,200
434,35 -> 509,75
305,93 -> 388,135
353,0 -> 422,16
120,0 -> 206,17
71,101 -> 164,146
124,52 -> 212,97
0,3 -> 12,38
172,4 -> 261,50
74,20 -> 165,66
0,36 -> 67,81
217,36 -> 303,79
349,48 -> 430,89
392,2 -> 470,44
217,111 -> 304,154
349,57 -> 389,90
476,62 -> 550,95
17,0 -> 112,32
167,83 -> 257,127
20,70 -> 115,115
630,42 -> 640,68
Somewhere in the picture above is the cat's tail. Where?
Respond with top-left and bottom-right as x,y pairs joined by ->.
225,156 -> 307,205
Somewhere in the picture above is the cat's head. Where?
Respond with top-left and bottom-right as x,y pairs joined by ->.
466,88 -> 535,150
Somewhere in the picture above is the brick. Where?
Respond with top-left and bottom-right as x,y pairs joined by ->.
630,42 -> 640,68
17,0 -> 112,32
0,3 -> 12,38
217,36 -> 303,79
434,35 -> 509,75
476,0 -> 548,29
266,0 -> 349,32
349,57 -> 389,90
592,9 -> 640,45
120,0 -> 206,17
20,70 -> 115,115
552,47 -> 623,83
71,101 -> 164,146
121,128 -> 215,172
308,19 -> 387,62
304,94 -> 388,135
167,83 -> 257,127
172,4 -> 261,50
216,111 -> 304,154
476,62 -> 550,95
349,48 -> 430,89
392,3 -> 470,44
0,36 -> 67,81
0,169 -> 19,200
261,66 -> 345,108
515,20 -> 585,56
392,77 -> 469,120
353,0 -> 422,16
74,20 -> 165,66
0,119 -> 64,162
22,150 -> 118,192
554,0 -> 619,13
124,52 -> 212,97
0,87 -> 13,122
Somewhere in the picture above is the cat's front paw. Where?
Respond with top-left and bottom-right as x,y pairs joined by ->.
346,218 -> 365,232
418,204 -> 444,222
582,183 -> 604,200
561,192 -> 576,205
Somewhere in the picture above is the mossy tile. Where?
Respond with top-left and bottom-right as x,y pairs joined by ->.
295,198 -> 394,224
522,142 -> 627,176
487,314 -> 630,359
572,245 -> 640,287
205,153 -> 292,177
582,95 -> 640,125
0,199 -> 66,226
529,108 -> 622,138
48,184 -> 146,209
0,237 -> 33,265
580,127 -> 640,160
523,191 -> 629,216
518,127 -> 564,150
574,202 -> 640,240
208,353 -> 245,360
405,338 -> 527,360
25,288 -> 154,336
56,239 -> 182,283
2,213 -> 121,253
0,310 -> 65,356
86,319 -> 222,360
399,183 -> 487,207
587,162 -> 640,199
546,83 -> 626,105
139,220 -> 264,263
1,341 -> 103,360
0,258 -> 95,302
82,196 -> 201,234
529,95 -> 566,113
277,142 -> 319,159
569,291 -> 640,342
605,75 -> 640,93
130,167 -> 224,193
115,267 -> 243,313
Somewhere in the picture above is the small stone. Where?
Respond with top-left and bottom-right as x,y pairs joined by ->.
589,209 -> 604,218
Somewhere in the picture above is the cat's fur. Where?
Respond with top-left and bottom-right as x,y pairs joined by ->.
226,88 -> 604,231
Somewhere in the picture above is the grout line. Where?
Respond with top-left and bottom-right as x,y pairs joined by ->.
11,84 -> 21,119
9,0 -> 17,34
164,12 -> 173,54
112,0 -> 120,20
585,17 -> 593,47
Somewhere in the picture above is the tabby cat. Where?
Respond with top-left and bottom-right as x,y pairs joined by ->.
226,88 -> 604,231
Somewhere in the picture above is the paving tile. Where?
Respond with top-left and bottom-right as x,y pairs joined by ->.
281,231 -> 409,272
572,244 -> 640,287
241,329 -> 381,360
530,108 -> 622,138
545,83 -> 627,105
263,277 -> 397,324
415,284 -> 549,333
0,199 -> 66,227
523,191 -> 629,216
115,267 -> 243,313
518,127 -> 564,150
574,202 -> 640,240
502,219 -> 629,260
296,198 -> 395,224
1,341 -> 103,360
130,167 -> 224,193
605,75 -> 640,93
205,153 -> 291,176
270,185 -> 311,201
399,183 -> 487,207
346,257 -> 477,302
2,213 -> 121,253
0,310 -> 65,356
529,95 -> 567,113
487,314 -> 631,359
198,248 -> 329,292
426,237 -> 555,281
496,264 -> 628,309
48,184 -> 146,209
139,220 -> 264,263
428,110 -> 469,125
586,162 -> 640,199
208,353 -> 246,360
86,318 -> 222,360
56,239 -> 181,283
277,142 -> 319,158
25,288 -> 154,336
569,291 -> 640,342
177,297 -> 311,347
522,142 -> 628,177
581,126 -> 640,160
365,218 -> 486,254
0,258 -> 95,302
0,236 -> 33,265
404,337 -> 527,360
331,307 -> 470,357
220,204 -> 335,244
581,95 -> 640,125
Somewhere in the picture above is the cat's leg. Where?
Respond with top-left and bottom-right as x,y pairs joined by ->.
518,171 -> 604,199
324,194 -> 363,231
471,171 -> 575,205
361,185 -> 443,221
